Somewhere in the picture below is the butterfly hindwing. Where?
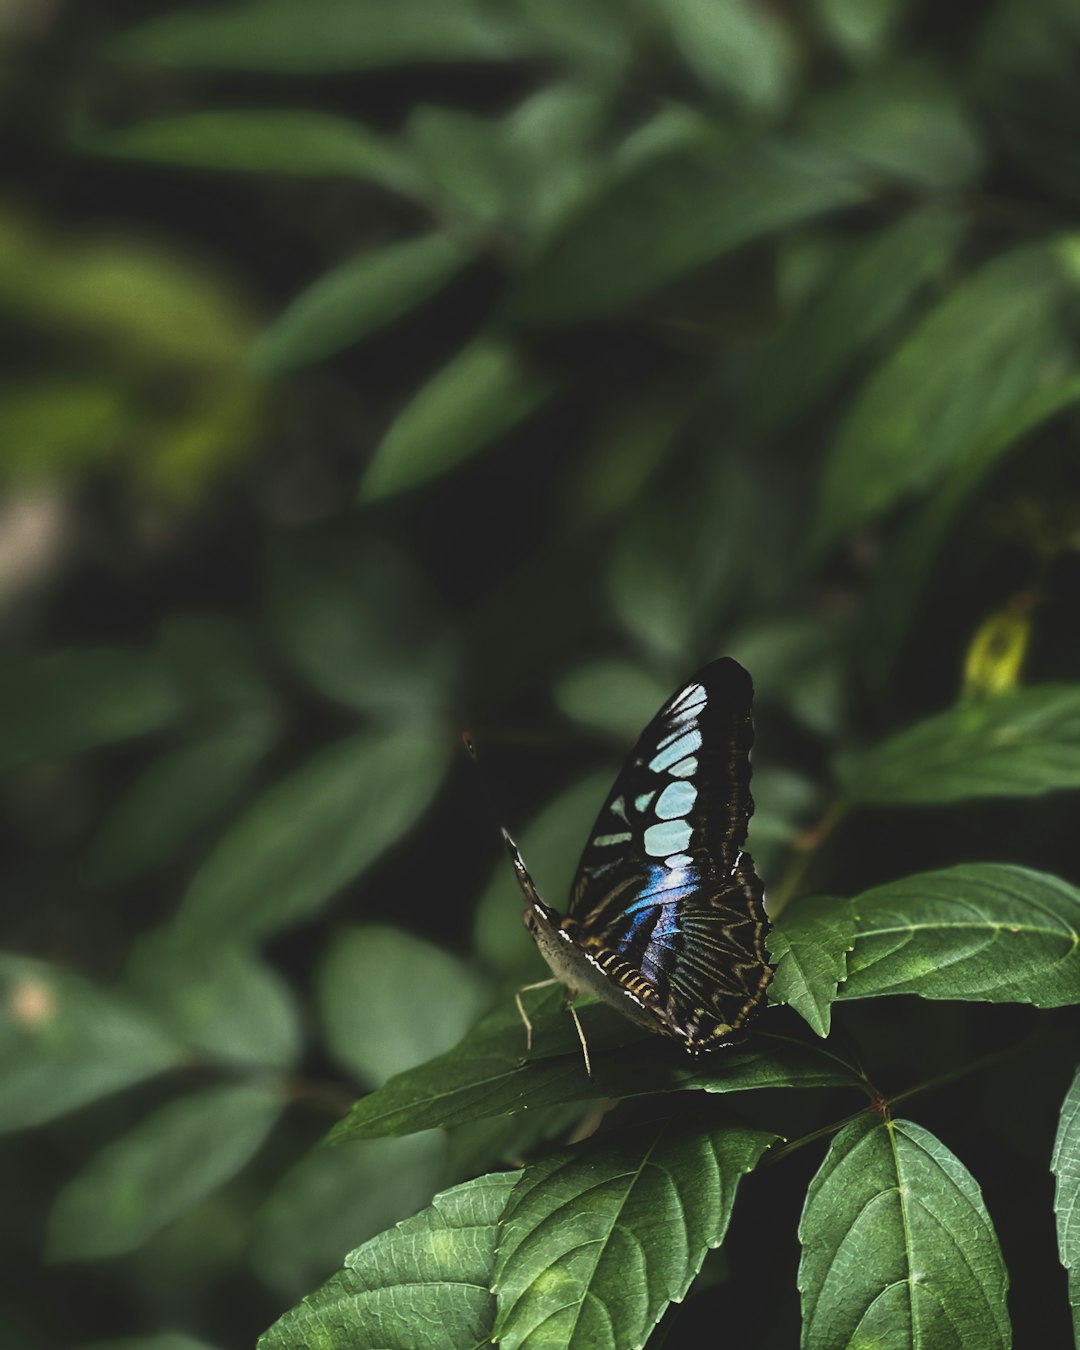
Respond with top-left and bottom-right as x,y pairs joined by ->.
563,658 -> 770,1049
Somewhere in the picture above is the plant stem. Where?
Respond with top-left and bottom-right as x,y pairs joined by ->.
766,799 -> 849,918
763,1026 -> 1047,1168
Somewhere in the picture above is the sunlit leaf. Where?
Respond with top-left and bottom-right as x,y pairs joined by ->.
493,1116 -> 777,1349
799,1115 -> 1010,1348
86,721 -> 273,886
318,924 -> 489,1086
1052,1066 -> 1080,1341
768,895 -> 856,1037
840,864 -> 1080,1007
175,728 -> 451,940
359,336 -> 557,502
124,931 -> 301,1070
812,240 -> 1076,553
251,235 -> 468,377
329,991 -> 865,1142
256,1172 -> 518,1350
264,532 -> 458,719
47,1085 -> 282,1261
840,683 -> 1080,804
507,138 -> 865,324
0,956 -> 182,1132
754,206 -> 965,432
0,649 -> 183,772
250,1131 -> 447,1299
110,0 -> 527,73
74,110 -> 411,189
962,606 -> 1032,700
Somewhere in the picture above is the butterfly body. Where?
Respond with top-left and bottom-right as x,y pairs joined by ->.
509,658 -> 771,1054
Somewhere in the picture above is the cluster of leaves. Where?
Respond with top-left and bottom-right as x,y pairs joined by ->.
4,0 -> 1080,1346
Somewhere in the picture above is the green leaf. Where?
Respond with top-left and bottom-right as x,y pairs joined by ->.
256,1172 -> 518,1350
506,138 -> 866,324
728,614 -> 844,735
110,0 -> 526,73
78,1337 -> 224,1350
492,1116 -> 777,1349
802,63 -> 984,189
471,771 -> 616,980
857,375 -> 1080,690
47,1084 -> 282,1261
0,956 -> 181,1132
318,924 -> 489,1086
1052,1066 -> 1080,1341
404,106 -> 509,229
798,1115 -> 1010,1349
657,0 -> 797,114
175,728 -> 451,941
754,206 -> 965,433
328,992 -> 865,1142
840,683 -> 1080,804
74,110 -> 410,188
359,336 -> 557,502
768,895 -> 856,1037
124,931 -> 301,1070
251,234 -> 468,377
86,721 -> 273,886
553,660 -> 673,740
264,532 -> 458,719
812,240 -> 1076,553
0,649 -> 182,772
839,864 -> 1080,1007
250,1131 -> 448,1299
813,0 -> 906,62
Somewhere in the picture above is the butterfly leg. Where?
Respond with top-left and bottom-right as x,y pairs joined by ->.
566,1002 -> 592,1078
514,978 -> 560,1059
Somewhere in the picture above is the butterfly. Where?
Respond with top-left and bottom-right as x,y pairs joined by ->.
502,657 -> 771,1070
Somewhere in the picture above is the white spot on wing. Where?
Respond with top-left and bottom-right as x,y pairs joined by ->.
655,780 -> 697,820
665,852 -> 693,869
668,755 -> 698,779
634,790 -> 656,813
650,728 -> 702,772
594,832 -> 632,846
644,819 -> 693,857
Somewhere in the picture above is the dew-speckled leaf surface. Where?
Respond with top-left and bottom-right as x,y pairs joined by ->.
839,865 -> 1080,1007
493,1118 -> 775,1350
767,894 -> 856,1036
257,1172 -> 518,1350
839,684 -> 1080,804
799,1115 -> 1011,1349
1052,1066 -> 1080,1341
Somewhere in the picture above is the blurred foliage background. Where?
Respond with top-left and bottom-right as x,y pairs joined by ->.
3,0 -> 1080,1346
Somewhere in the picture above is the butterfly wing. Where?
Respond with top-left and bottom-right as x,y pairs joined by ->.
563,657 -> 770,1049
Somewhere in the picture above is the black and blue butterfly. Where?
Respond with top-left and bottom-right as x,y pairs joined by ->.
500,657 -> 772,1070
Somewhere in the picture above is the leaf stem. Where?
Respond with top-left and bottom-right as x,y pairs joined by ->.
762,1026 -> 1047,1167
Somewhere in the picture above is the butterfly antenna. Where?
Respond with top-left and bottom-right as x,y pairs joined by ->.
461,731 -> 543,907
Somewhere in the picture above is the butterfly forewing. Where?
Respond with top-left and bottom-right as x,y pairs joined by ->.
564,658 -> 770,1048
